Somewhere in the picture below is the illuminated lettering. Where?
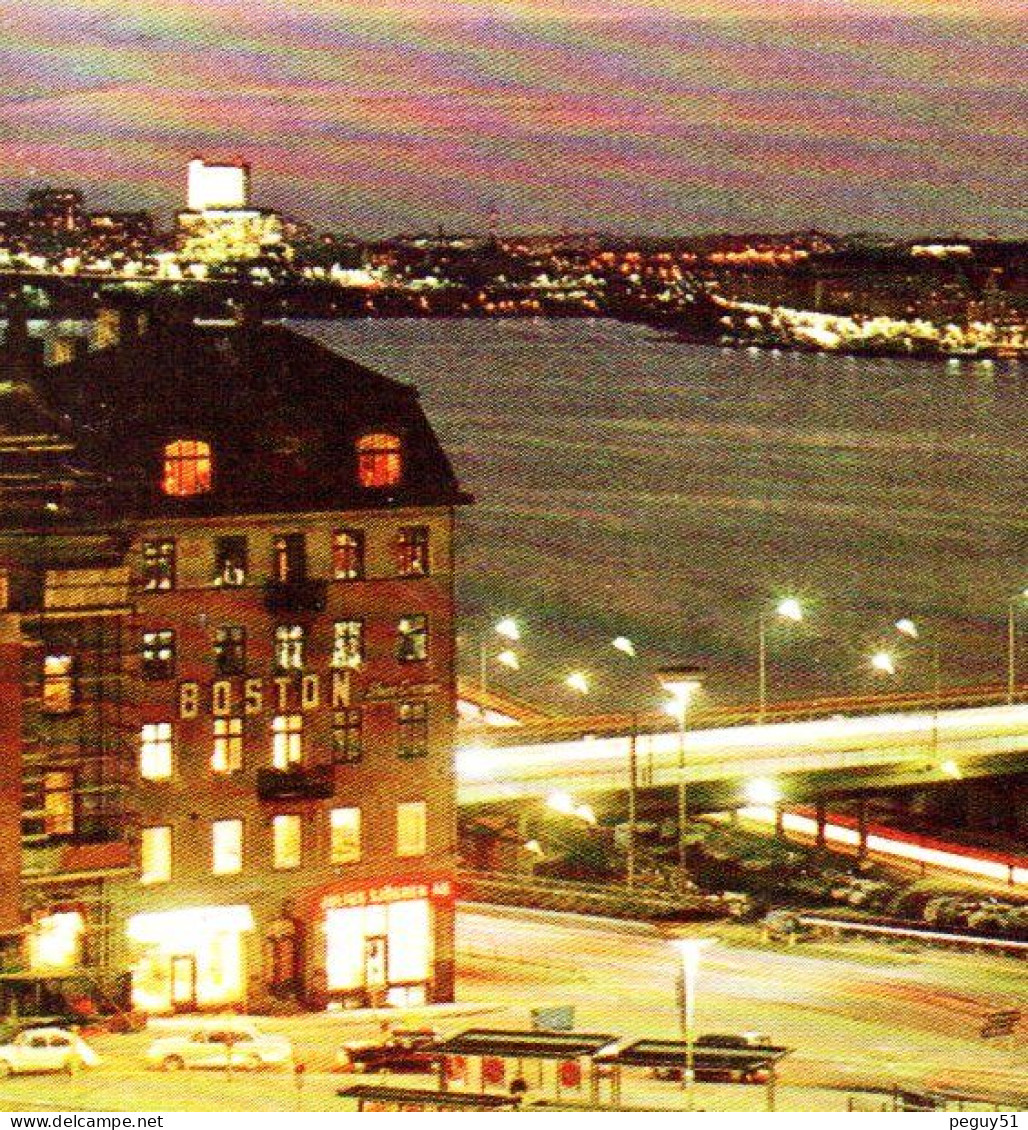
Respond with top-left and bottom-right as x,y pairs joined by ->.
179,682 -> 199,720
274,676 -> 291,711
243,678 -> 263,716
212,680 -> 232,717
332,670 -> 350,708
301,674 -> 320,710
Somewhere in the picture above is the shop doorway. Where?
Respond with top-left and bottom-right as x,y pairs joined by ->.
169,955 -> 197,1010
364,937 -> 387,990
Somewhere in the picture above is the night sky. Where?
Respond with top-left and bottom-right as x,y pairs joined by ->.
1,0 -> 1024,235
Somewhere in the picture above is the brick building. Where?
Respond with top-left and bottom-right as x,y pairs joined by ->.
0,298 -> 470,1013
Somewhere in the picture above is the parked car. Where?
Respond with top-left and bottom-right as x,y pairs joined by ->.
0,1027 -> 101,1076
336,1027 -> 440,1073
145,1023 -> 293,1071
652,1033 -> 774,1085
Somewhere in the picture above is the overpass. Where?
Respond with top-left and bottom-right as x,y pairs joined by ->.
456,698 -> 1028,809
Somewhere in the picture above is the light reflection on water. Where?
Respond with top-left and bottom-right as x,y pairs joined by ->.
298,319 -> 1027,712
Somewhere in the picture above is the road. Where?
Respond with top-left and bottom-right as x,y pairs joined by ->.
0,907 -> 1024,1112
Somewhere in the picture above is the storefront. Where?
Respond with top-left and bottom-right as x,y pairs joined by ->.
28,911 -> 84,971
125,905 -> 254,1013
310,877 -> 453,1009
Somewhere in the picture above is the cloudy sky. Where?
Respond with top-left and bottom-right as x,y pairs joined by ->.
1,0 -> 1024,235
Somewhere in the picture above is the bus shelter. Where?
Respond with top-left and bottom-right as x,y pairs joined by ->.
338,1084 -> 521,1112
593,1038 -> 793,1110
433,1028 -> 618,1106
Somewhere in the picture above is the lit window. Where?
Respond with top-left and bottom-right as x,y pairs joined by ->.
43,770 -> 74,836
213,536 -> 247,587
141,629 -> 175,679
29,912 -> 83,971
396,614 -> 428,663
42,655 -> 75,714
396,801 -> 427,858
396,526 -> 430,577
331,620 -> 363,669
332,709 -> 362,764
162,439 -> 212,497
273,533 -> 306,583
357,432 -> 402,488
141,826 -> 172,884
330,807 -> 361,865
398,700 -> 429,759
212,717 -> 243,774
140,722 -> 173,780
271,714 -> 303,768
142,540 -> 175,591
274,624 -> 305,671
272,814 -> 301,870
212,819 -> 243,875
332,529 -> 365,580
214,625 -> 246,676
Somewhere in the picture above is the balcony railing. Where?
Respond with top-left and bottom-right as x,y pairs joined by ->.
256,763 -> 334,801
263,578 -> 328,613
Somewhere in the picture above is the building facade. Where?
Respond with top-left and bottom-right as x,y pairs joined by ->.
0,298 -> 470,1014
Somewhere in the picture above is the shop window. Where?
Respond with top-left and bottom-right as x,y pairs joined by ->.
162,439 -> 212,497
213,535 -> 247,587
396,801 -> 427,858
212,717 -> 244,774
41,654 -> 75,714
43,770 -> 74,836
141,629 -> 175,679
212,819 -> 243,875
330,807 -> 361,865
396,615 -> 428,663
142,539 -> 175,591
273,533 -> 306,583
141,825 -> 172,884
398,700 -> 429,759
387,900 -> 431,984
272,814 -> 301,870
214,625 -> 246,676
274,624 -> 305,671
396,526 -> 430,577
357,432 -> 402,488
332,529 -> 365,581
29,911 -> 83,971
332,708 -> 362,764
271,714 -> 303,769
140,722 -> 173,780
331,620 -> 363,669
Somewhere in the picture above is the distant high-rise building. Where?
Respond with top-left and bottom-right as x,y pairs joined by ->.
26,188 -> 85,233
186,157 -> 250,212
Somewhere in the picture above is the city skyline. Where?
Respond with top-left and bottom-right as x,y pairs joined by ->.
2,0 -> 1024,237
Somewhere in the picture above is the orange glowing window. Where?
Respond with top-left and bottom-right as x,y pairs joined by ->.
162,439 -> 212,497
357,433 -> 402,488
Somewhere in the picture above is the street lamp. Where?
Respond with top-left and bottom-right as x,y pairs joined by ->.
479,617 -> 521,696
565,671 -> 590,695
1006,590 -> 1028,704
870,650 -> 896,676
611,636 -> 637,658
668,937 -> 716,1112
658,666 -> 705,877
758,598 -> 803,721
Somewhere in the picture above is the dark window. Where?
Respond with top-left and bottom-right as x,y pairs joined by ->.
396,614 -> 428,663
332,709 -> 363,764
332,529 -> 365,581
41,655 -> 75,714
162,439 -> 212,497
214,626 -> 246,676
274,624 -> 305,671
142,539 -> 175,591
43,770 -> 75,835
396,526 -> 430,577
141,629 -> 175,679
331,620 -> 364,669
357,432 -> 402,488
398,700 -> 429,759
273,533 -> 306,583
214,536 -> 247,587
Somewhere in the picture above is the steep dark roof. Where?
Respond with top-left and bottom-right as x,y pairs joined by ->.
34,318 -> 471,518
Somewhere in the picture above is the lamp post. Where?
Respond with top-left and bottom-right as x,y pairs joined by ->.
658,666 -> 705,877
1007,590 -> 1028,704
758,598 -> 803,722
479,616 -> 521,697
669,937 -> 715,1112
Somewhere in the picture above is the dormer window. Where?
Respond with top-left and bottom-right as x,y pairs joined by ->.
357,432 -> 402,488
162,439 -> 212,497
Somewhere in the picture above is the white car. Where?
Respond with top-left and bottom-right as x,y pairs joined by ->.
0,1027 -> 101,1076
145,1023 -> 293,1072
